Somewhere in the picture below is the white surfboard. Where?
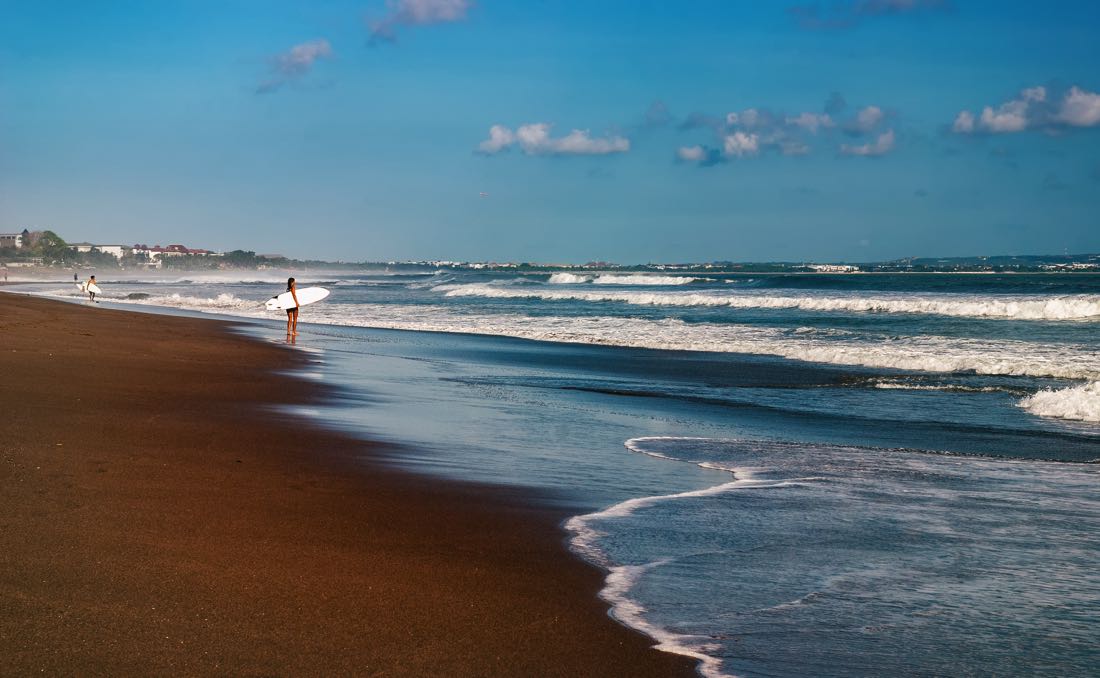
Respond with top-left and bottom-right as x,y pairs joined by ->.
87,283 -> 102,295
77,281 -> 87,292
265,286 -> 329,311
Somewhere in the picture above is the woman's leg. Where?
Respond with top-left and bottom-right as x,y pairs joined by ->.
291,309 -> 299,334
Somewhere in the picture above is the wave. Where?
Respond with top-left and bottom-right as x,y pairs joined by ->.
33,288 -> 260,311
570,436 -> 1100,677
265,304 -> 1100,384
566,440 -> 796,678
112,292 -> 258,310
547,272 -> 592,284
547,273 -> 710,286
435,284 -> 1100,321
33,286 -> 1100,425
1019,381 -> 1100,423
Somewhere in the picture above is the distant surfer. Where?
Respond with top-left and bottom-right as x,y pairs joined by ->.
86,275 -> 98,302
285,277 -> 300,336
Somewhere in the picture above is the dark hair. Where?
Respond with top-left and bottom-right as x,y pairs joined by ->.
287,277 -> 295,291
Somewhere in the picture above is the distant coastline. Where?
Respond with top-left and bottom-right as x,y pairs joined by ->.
1,228 -> 1097,274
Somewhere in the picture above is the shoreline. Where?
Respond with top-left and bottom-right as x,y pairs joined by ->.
0,294 -> 698,677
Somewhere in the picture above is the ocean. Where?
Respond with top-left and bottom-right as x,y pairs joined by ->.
22,270 -> 1100,676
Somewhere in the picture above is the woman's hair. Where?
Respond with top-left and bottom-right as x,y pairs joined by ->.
287,277 -> 295,291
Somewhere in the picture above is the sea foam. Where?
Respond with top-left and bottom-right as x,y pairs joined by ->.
1019,381 -> 1100,423
435,284 -> 1100,321
547,273 -> 708,285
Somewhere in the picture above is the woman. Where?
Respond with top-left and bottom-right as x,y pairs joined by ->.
285,277 -> 300,336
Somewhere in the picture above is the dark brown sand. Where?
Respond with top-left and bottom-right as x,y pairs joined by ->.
0,294 -> 698,677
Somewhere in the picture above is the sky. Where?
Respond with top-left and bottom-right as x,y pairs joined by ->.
2,0 -> 1099,263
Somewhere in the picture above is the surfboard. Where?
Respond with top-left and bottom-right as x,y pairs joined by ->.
265,286 -> 329,311
77,281 -> 87,292
87,283 -> 102,295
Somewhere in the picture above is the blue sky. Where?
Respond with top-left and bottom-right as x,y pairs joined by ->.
2,0 -> 1098,262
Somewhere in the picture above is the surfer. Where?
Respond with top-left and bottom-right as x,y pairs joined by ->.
86,275 -> 98,302
285,277 -> 300,336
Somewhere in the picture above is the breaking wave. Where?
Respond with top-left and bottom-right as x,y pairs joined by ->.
547,273 -> 709,286
1019,381 -> 1100,423
435,284 -> 1100,321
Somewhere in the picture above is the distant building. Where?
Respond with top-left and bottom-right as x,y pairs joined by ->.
68,243 -> 132,260
0,229 -> 30,249
132,243 -> 217,260
807,264 -> 859,273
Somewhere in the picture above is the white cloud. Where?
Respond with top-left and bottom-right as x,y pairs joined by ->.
840,129 -> 895,156
853,105 -> 884,133
477,125 -> 514,154
1021,86 -> 1047,103
727,108 -> 764,129
786,112 -> 834,134
952,110 -> 975,134
952,85 -> 1100,134
978,100 -> 1029,133
477,123 -> 630,156
370,0 -> 471,42
676,145 -> 706,162
1056,86 -> 1100,127
256,39 -> 333,94
723,131 -> 760,157
686,99 -> 896,163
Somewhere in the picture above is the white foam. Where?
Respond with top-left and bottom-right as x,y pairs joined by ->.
547,272 -> 593,284
600,562 -> 733,678
593,274 -> 708,285
31,287 -> 260,312
291,304 -> 1100,381
546,273 -> 707,285
434,284 -> 1100,321
565,437 -> 800,678
111,292 -> 257,310
1019,381 -> 1100,423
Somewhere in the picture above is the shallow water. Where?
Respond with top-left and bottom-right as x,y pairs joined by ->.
17,270 -> 1100,676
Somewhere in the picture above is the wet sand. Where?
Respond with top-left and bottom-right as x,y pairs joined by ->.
0,294 -> 697,677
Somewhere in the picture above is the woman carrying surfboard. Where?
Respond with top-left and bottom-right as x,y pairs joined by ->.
86,275 -> 99,302
286,277 -> 300,336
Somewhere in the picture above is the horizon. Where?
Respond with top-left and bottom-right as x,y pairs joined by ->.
3,1 -> 1099,262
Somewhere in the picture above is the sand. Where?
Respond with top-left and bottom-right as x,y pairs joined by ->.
0,294 -> 698,677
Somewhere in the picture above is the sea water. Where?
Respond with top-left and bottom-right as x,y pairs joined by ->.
21,271 -> 1100,676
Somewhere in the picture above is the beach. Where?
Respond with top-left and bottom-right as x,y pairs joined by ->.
0,294 -> 698,677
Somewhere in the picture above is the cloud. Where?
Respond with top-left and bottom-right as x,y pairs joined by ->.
786,112 -> 834,133
676,145 -> 725,167
256,39 -> 333,94
952,85 -> 1100,134
951,110 -> 975,134
678,97 -> 889,165
840,129 -> 896,156
369,0 -> 471,43
676,145 -> 706,162
477,125 -> 515,154
723,132 -> 760,157
1055,86 -> 1100,127
477,123 -> 630,156
790,0 -> 948,30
